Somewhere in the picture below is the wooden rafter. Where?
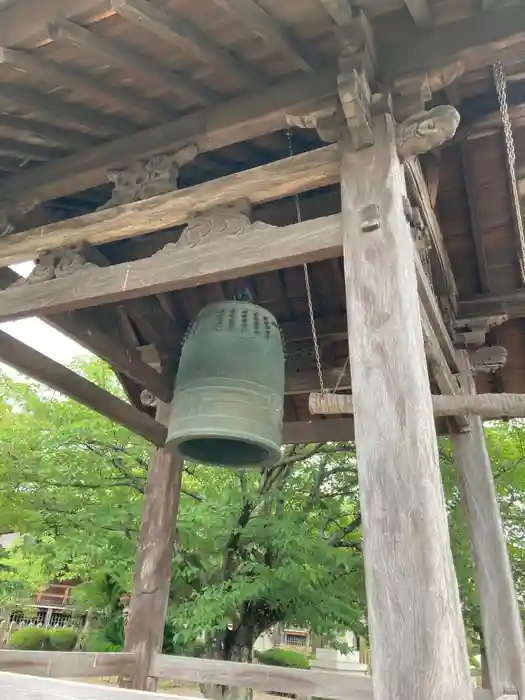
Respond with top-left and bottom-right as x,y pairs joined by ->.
0,82 -> 134,137
403,0 -> 431,28
0,145 -> 340,267
0,68 -> 337,208
209,0 -> 318,71
0,113 -> 97,151
0,329 -> 167,445
0,46 -> 173,124
0,138 -> 66,161
48,20 -> 215,107
111,0 -> 265,88
318,0 -> 354,25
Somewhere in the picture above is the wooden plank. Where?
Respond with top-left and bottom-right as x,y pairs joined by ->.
318,0 -> 354,25
0,82 -> 134,137
282,418 -> 354,443
404,0 -> 431,27
460,143 -> 491,293
340,114 -> 472,700
0,137 -> 66,161
49,20 -> 215,106
0,67 -> 337,207
458,290 -> 525,319
0,46 -> 173,123
451,351 -> 525,698
381,4 -> 525,83
0,651 -> 134,678
111,0 -> 264,87
0,113 -> 97,151
309,390 -> 525,419
0,329 -> 167,445
405,159 -> 457,300
0,213 -> 342,316
209,0 -> 318,71
285,366 -> 349,395
123,402 -> 183,691
0,146 -> 340,268
0,670 -> 494,700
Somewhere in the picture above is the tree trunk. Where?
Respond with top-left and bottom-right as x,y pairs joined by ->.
201,634 -> 254,700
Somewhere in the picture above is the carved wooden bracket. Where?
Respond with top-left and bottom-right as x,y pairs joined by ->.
285,98 -> 344,143
455,315 -> 508,347
10,242 -> 102,287
98,143 -> 199,211
0,201 -> 39,238
471,345 -> 508,373
155,198 -> 276,254
396,105 -> 461,160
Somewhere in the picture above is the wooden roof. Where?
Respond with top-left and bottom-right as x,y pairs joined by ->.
1,0 -> 525,441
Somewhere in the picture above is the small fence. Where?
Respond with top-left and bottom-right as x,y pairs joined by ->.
0,649 -> 493,700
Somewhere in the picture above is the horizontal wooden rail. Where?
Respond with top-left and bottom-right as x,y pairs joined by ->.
0,650 -> 135,678
309,391 -> 525,419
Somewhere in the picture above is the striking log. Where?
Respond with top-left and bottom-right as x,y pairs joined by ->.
340,114 -> 471,700
122,402 -> 183,691
451,351 -> 525,698
309,391 -> 525,419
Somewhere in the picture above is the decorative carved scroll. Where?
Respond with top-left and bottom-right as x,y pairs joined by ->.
472,345 -> 508,373
285,98 -> 343,143
98,143 -> 199,211
396,105 -> 461,160
455,314 -> 508,347
10,243 -> 100,287
158,199 -> 275,253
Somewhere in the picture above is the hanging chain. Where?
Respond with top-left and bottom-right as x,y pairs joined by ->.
287,130 -> 349,395
494,62 -> 525,282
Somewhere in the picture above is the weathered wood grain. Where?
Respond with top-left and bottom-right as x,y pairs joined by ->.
282,418 -> 354,443
0,651 -> 134,678
0,330 -> 167,446
404,0 -> 431,27
0,214 -> 342,316
341,115 -> 472,700
451,351 -> 525,698
0,146 -> 340,267
0,68 -> 337,207
458,289 -> 525,320
309,390 -> 525,418
122,402 -> 183,691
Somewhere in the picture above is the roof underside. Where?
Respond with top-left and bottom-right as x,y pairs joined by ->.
0,0 -> 525,434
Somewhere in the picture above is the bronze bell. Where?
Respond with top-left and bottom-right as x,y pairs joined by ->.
167,301 -> 285,468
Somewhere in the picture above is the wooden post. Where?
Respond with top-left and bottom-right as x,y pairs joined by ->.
451,350 -> 525,698
121,401 -> 183,691
341,114 -> 472,700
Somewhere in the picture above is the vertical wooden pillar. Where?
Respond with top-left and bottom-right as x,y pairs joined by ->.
452,351 -> 525,698
122,401 -> 183,691
341,114 -> 472,700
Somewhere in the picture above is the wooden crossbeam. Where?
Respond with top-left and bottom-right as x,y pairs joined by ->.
0,214 -> 342,317
282,419 -> 354,444
0,46 -> 173,124
0,113 -> 97,151
458,290 -> 525,320
48,20 -> 215,106
209,0 -> 318,71
111,0 -> 264,87
0,68 -> 336,208
381,4 -> 525,83
309,391 -> 525,420
0,145 -> 340,268
0,82 -> 134,137
403,0 -> 431,28
0,329 -> 167,445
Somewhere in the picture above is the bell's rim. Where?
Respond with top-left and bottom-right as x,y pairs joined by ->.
167,432 -> 281,469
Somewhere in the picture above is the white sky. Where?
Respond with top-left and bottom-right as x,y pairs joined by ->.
1,262 -> 87,367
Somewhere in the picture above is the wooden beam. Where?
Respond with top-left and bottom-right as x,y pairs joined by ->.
318,0 -> 354,25
0,113 -> 97,151
458,290 -> 525,319
0,329 -> 167,445
0,145 -> 340,268
0,670 -> 494,700
0,46 -> 173,124
0,137 -> 66,161
111,0 -> 264,87
460,143 -> 491,294
282,418 -> 354,444
381,4 -> 525,83
0,82 -> 134,137
0,214 -> 342,317
123,402 -> 183,691
285,366 -> 349,395
0,650 -> 134,678
209,0 -> 318,71
451,351 -> 525,698
403,0 -> 431,28
0,67 -> 337,207
49,20 -> 215,106
340,114 -> 471,700
309,390 -> 525,419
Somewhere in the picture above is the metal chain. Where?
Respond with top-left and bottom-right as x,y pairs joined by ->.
494,62 -> 525,282
286,130 -> 349,395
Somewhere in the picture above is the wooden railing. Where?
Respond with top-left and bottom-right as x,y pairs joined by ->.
0,649 -> 493,699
